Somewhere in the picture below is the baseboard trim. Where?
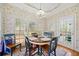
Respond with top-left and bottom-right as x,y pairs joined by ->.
58,44 -> 79,53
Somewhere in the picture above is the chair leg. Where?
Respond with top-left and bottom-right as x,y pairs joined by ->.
11,48 -> 13,56
29,48 -> 31,56
54,50 -> 56,56
25,48 -> 27,56
48,50 -> 50,56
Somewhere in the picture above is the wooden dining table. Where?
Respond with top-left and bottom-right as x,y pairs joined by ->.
28,37 -> 51,55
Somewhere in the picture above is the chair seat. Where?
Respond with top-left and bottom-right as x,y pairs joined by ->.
6,43 -> 21,56
7,43 -> 21,48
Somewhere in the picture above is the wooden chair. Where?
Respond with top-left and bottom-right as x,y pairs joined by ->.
42,37 -> 58,56
31,33 -> 38,38
25,36 -> 38,56
48,37 -> 58,56
3,34 -> 21,56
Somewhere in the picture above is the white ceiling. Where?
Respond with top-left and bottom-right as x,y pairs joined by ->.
9,3 -> 77,18
26,3 -> 59,12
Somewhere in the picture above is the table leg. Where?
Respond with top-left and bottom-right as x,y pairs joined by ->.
38,46 -> 40,55
40,47 -> 42,55
37,45 -> 43,56
20,44 -> 21,51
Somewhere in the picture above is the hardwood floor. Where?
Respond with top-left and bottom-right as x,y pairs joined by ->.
4,44 -> 79,56
41,44 -> 79,56
57,44 -> 79,56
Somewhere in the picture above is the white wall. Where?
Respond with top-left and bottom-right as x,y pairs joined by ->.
1,4 -> 45,34
76,5 -> 79,51
45,5 -> 78,51
0,12 -> 1,40
0,4 -> 46,46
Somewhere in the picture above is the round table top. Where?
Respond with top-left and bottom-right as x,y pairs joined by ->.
29,40 -> 49,45
29,37 -> 51,46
